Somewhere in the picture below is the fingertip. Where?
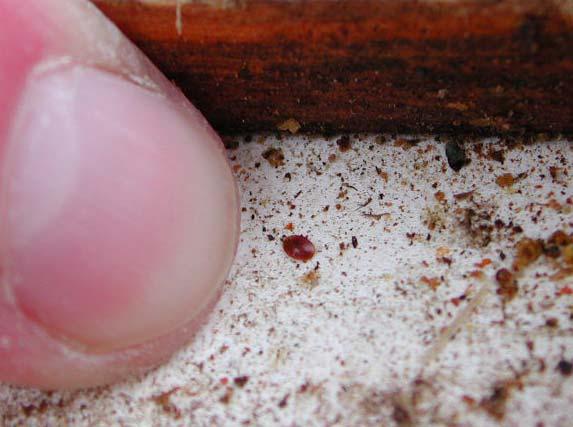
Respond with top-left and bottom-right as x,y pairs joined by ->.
0,0 -> 240,388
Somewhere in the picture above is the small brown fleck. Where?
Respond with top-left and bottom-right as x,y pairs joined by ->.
547,230 -> 571,247
234,376 -> 249,388
153,388 -> 181,419
545,318 -> 559,328
488,148 -> 505,164
377,167 -> 389,182
219,389 -> 233,404
277,118 -> 301,134
300,270 -> 320,288
512,238 -> 543,271
434,191 -> 446,202
454,190 -> 474,200
394,138 -> 419,150
336,135 -> 352,152
420,276 -> 441,290
392,403 -> 412,425
496,268 -> 518,301
262,147 -> 285,168
480,383 -> 514,420
563,244 -> 573,265
496,173 -> 515,188
278,394 -> 289,408
549,166 -> 562,180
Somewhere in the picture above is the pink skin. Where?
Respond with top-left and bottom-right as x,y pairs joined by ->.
0,0 -> 240,389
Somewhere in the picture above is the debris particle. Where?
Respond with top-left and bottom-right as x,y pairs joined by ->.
512,238 -> 543,271
495,268 -> 518,301
496,173 -> 515,188
445,141 -> 469,171
153,388 -> 181,419
283,235 -> 316,262
376,167 -> 389,182
475,258 -> 492,268
337,135 -> 352,152
563,244 -> 573,265
392,403 -> 412,426
394,138 -> 419,150
480,383 -> 514,420
278,394 -> 289,408
549,166 -> 562,180
434,191 -> 446,202
420,276 -> 441,290
262,148 -> 285,168
458,206 -> 494,247
300,270 -> 320,288
362,212 -> 388,221
277,118 -> 301,134
488,148 -> 505,164
547,230 -> 571,247
556,360 -> 573,376
219,389 -> 233,404
233,376 -> 249,388
454,190 -> 474,200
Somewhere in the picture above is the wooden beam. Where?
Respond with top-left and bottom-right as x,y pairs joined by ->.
93,0 -> 573,135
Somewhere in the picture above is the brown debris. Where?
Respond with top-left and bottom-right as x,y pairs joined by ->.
512,238 -> 543,271
392,403 -> 413,426
233,376 -> 249,388
420,276 -> 441,291
434,191 -> 446,202
153,388 -> 181,419
277,118 -> 301,134
300,270 -> 320,288
262,147 -> 285,168
480,382 -> 515,421
336,135 -> 352,152
458,207 -> 494,247
495,268 -> 518,301
547,230 -> 572,247
377,167 -> 389,182
563,244 -> 573,265
454,191 -> 474,201
395,138 -> 419,150
495,173 -> 515,188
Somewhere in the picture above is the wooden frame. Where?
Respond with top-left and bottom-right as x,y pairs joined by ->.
94,1 -> 573,135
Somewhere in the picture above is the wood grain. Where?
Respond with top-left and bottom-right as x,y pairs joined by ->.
93,0 -> 573,135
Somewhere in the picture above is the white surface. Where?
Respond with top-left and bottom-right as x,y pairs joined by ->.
0,135 -> 572,426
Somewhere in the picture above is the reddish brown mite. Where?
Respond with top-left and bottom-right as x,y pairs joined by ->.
283,235 -> 316,262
